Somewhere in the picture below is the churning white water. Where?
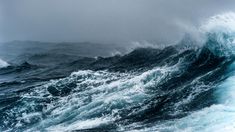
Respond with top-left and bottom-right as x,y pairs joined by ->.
133,12 -> 235,132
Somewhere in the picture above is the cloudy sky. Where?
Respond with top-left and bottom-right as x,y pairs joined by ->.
1,0 -> 235,44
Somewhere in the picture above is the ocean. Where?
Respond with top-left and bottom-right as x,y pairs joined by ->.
1,13 -> 235,132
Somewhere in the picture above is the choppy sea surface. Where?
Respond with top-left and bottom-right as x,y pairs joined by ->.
1,13 -> 235,131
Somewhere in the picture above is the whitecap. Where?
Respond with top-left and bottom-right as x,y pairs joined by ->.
0,58 -> 9,68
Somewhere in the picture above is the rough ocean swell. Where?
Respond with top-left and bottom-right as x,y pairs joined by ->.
1,13 -> 235,132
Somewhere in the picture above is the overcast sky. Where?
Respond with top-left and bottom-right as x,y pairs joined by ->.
1,0 -> 235,44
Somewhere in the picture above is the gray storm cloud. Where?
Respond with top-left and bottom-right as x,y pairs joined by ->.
1,0 -> 235,44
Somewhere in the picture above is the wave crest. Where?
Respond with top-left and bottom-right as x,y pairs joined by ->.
0,58 -> 9,68
200,12 -> 235,57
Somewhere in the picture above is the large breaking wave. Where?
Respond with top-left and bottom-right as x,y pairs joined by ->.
1,12 -> 235,131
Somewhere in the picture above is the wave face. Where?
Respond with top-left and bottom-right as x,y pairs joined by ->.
1,13 -> 235,131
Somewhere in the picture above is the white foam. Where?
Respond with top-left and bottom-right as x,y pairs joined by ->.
13,58 -> 184,131
134,104 -> 235,132
127,12 -> 235,132
200,12 -> 235,34
199,12 -> 235,57
0,58 -> 9,68
46,117 -> 112,132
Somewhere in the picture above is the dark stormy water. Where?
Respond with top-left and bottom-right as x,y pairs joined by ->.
1,13 -> 235,132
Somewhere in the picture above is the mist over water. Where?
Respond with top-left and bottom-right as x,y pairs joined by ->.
2,0 -> 235,43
